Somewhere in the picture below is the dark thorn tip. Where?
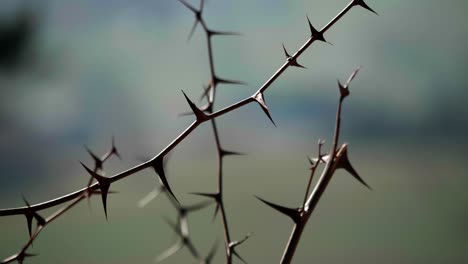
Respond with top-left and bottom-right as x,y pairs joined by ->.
255,196 -> 301,223
181,90 -> 207,121
306,15 -> 327,42
353,0 -> 379,15
152,157 -> 179,203
253,93 -> 276,127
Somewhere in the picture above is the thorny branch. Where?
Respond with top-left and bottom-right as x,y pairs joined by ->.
1,141 -> 120,264
176,0 -> 250,262
0,0 -> 377,263
256,67 -> 372,263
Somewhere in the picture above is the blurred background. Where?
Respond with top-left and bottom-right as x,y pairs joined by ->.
0,0 -> 467,263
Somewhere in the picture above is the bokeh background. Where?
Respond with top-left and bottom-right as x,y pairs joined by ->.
1,0 -> 467,263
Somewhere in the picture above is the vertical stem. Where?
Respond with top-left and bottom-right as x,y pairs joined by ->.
280,220 -> 306,264
211,117 -> 233,263
281,144 -> 348,263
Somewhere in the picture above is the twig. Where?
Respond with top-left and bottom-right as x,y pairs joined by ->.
256,67 -> 373,264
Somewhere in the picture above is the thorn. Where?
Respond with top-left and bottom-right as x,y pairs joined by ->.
95,185 -> 111,220
199,84 -> 213,103
176,0 -> 203,41
232,250 -> 248,264
290,60 -> 306,69
189,192 -> 220,221
25,213 -> 33,239
306,15 -> 327,42
187,20 -> 200,42
255,196 -> 301,223
204,239 -> 219,264
353,0 -> 379,15
21,195 -> 34,238
182,90 -> 208,122
229,233 -> 251,264
220,148 -> 244,157
253,93 -> 276,127
9,251 -> 38,264
336,146 -> 371,189
21,195 -> 46,238
282,44 -> 306,68
152,157 -> 178,203
176,0 -> 198,14
214,76 -> 246,86
80,162 -> 111,220
211,203 -> 220,222
190,192 -> 220,201
282,43 -> 292,58
338,66 -> 361,99
207,29 -> 241,38
184,200 -> 213,213
84,145 -> 103,171
80,162 -> 109,184
110,136 -> 121,159
291,60 -> 307,69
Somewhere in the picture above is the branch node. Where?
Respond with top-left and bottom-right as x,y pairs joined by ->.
338,80 -> 350,98
282,44 -> 306,68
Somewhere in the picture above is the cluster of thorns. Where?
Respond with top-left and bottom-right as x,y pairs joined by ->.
0,0 -> 378,263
